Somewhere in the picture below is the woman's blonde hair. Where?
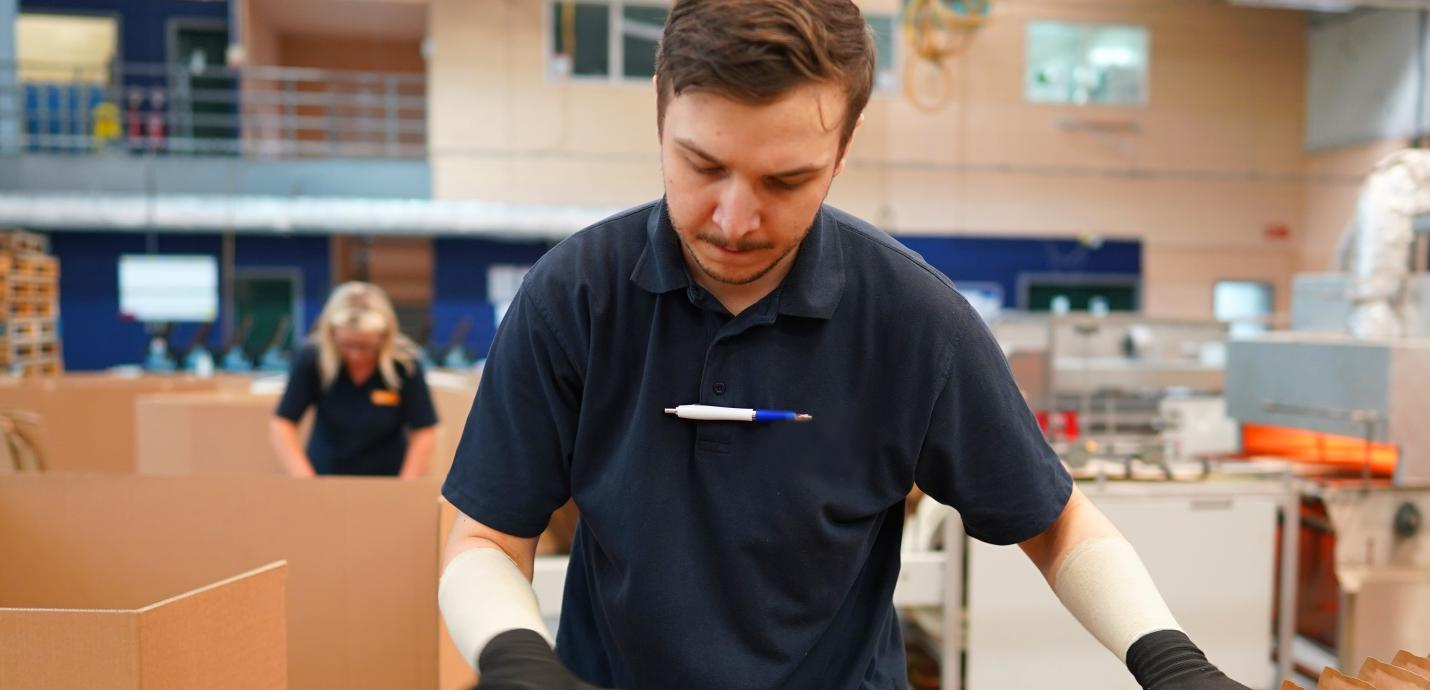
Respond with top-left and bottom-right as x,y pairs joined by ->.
312,281 -> 418,390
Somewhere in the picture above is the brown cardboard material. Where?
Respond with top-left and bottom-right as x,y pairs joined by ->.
1394,651 -> 1430,680
1361,658 -> 1430,689
0,561 -> 287,690
1320,666 -> 1380,689
0,373 -> 227,472
134,391 -> 293,475
1281,681 -> 1308,690
0,473 -> 443,690
133,374 -> 476,479
428,376 -> 478,479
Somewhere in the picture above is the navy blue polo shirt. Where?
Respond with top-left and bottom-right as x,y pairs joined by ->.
442,199 -> 1072,690
276,343 -> 438,476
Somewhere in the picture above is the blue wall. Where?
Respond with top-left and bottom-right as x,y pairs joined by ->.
50,231 -> 329,371
47,231 -> 1140,370
432,233 -> 1141,359
19,0 -> 229,64
431,237 -> 552,360
896,235 -> 1142,308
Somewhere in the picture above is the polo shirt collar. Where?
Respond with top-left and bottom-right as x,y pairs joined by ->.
630,198 -> 846,320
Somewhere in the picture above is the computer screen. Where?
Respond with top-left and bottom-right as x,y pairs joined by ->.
118,254 -> 219,322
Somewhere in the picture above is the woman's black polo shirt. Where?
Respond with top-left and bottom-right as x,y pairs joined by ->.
277,343 -> 438,476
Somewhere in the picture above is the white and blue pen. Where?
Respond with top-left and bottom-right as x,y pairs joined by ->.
664,404 -> 812,422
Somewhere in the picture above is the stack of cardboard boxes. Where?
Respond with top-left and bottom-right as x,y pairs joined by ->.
0,229 -> 62,376
1285,652 -> 1430,689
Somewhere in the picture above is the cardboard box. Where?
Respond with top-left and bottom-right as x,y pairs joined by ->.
427,375 -> 478,479
1360,657 -> 1430,689
134,391 -> 294,476
1394,651 -> 1430,680
133,374 -> 477,479
0,474 -> 443,690
0,561 -> 287,690
0,373 -> 227,472
1320,667 -> 1378,689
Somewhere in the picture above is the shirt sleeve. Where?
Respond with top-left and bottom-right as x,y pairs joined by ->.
914,311 -> 1073,546
275,344 -> 321,423
441,282 -> 583,539
401,361 -> 439,429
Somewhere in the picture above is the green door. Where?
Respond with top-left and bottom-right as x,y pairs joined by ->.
173,24 -> 235,150
235,274 -> 297,358
1026,283 -> 1139,312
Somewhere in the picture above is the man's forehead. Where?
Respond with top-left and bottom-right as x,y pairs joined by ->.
665,86 -> 845,164
669,84 -> 846,135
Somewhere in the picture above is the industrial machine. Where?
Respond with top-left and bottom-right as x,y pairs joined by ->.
1225,149 -> 1430,672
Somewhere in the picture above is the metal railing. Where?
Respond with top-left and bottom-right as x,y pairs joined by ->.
0,60 -> 427,159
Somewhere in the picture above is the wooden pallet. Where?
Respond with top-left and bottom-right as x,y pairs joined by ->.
0,230 -> 49,256
0,318 -> 57,343
9,357 -> 63,377
3,274 -> 57,300
5,298 -> 58,319
0,253 -> 59,279
0,339 -> 59,365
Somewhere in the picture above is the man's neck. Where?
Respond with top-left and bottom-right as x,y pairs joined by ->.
689,249 -> 800,317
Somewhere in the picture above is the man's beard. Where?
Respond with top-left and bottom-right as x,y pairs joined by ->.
674,223 -> 808,286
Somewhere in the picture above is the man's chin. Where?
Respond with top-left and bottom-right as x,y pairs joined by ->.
694,254 -> 772,286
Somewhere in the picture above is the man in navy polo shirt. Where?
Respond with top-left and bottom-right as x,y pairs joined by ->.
438,2 -> 1252,689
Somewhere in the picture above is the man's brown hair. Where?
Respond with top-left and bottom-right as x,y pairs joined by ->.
654,0 -> 876,153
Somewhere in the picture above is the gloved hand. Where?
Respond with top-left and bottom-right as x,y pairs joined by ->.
474,629 -> 614,690
1126,630 -> 1252,690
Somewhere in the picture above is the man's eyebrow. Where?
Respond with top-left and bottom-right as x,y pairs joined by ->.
675,138 -> 722,165
675,138 -> 826,178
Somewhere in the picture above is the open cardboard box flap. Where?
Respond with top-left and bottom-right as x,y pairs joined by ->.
0,473 -> 443,690
0,561 -> 287,690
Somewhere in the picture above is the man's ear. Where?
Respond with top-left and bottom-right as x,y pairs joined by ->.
833,113 -> 865,177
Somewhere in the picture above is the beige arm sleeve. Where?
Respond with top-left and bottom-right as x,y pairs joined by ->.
438,547 -> 554,671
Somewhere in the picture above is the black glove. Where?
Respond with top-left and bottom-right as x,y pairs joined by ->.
474,629 -> 613,690
1126,630 -> 1251,690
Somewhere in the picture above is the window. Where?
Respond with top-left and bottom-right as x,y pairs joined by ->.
1025,21 -> 1148,106
1213,281 -> 1273,337
16,13 -> 118,84
866,14 -> 899,92
548,3 -> 898,88
550,1 -> 666,81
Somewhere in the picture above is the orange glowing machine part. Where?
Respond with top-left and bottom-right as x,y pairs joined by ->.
1241,423 -> 1398,477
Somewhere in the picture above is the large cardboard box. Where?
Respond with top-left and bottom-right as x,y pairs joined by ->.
134,391 -> 292,475
133,374 -> 477,479
0,474 -> 444,690
0,373 -> 228,472
427,373 -> 478,479
0,562 -> 288,690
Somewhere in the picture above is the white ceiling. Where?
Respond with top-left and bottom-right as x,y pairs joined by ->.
251,0 -> 428,40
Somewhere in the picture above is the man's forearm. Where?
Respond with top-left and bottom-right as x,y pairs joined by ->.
439,545 -> 552,671
1019,486 -> 1248,689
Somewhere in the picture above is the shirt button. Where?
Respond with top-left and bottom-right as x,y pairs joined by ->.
713,382 -> 726,395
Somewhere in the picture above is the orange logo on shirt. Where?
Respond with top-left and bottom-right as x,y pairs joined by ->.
371,390 -> 401,406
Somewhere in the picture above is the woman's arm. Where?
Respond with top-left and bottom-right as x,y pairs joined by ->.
269,417 -> 316,478
398,425 -> 437,479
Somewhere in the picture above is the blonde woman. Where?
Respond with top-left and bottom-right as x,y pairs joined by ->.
269,282 -> 438,478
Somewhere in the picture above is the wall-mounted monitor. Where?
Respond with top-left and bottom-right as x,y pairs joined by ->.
118,254 -> 219,322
